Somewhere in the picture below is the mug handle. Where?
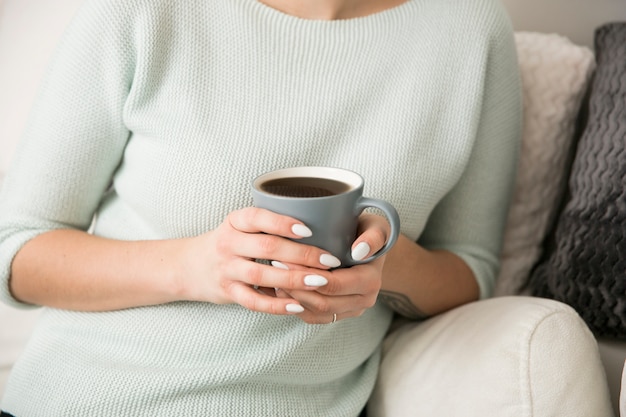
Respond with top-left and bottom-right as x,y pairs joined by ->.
352,197 -> 401,265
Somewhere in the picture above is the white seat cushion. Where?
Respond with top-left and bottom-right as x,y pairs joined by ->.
369,296 -> 614,417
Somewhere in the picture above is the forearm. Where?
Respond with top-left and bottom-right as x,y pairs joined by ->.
379,234 -> 479,318
10,229 -> 184,311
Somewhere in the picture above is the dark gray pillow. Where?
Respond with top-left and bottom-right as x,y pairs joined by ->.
527,22 -> 626,339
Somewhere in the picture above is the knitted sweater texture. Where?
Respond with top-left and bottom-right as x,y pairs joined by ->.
0,0 -> 521,415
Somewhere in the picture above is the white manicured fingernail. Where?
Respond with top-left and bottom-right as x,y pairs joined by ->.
286,304 -> 305,313
351,242 -> 370,261
271,260 -> 289,270
320,254 -> 341,268
292,224 -> 312,237
304,274 -> 328,287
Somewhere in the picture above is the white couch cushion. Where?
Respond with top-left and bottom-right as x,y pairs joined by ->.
369,296 -> 614,417
495,32 -> 595,296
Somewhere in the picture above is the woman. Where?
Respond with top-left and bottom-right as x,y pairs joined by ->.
0,0 -> 521,415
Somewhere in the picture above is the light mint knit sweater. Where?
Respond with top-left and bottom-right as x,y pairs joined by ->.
0,0 -> 521,415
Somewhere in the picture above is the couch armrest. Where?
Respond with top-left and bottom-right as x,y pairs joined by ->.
369,297 -> 614,417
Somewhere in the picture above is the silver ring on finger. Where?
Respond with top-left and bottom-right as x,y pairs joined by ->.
330,313 -> 337,324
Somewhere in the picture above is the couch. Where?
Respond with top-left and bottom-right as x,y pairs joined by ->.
369,23 -> 626,416
1,1 -> 625,416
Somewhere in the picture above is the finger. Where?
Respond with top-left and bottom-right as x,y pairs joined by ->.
227,232 -> 341,269
275,277 -> 374,324
228,207 -> 312,239
298,311 -> 360,325
321,260 -> 385,298
227,281 -> 305,315
286,288 -> 378,314
270,260 -> 305,271
276,288 -> 370,324
226,208 -> 342,269
351,214 -> 391,262
270,259 -> 382,298
228,258 -> 331,291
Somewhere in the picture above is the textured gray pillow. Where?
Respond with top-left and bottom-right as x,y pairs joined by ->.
528,22 -> 626,339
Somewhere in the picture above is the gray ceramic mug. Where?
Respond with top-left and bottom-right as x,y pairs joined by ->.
252,166 -> 400,267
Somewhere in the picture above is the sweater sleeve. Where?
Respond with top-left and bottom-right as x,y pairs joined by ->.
418,14 -> 523,299
0,0 -> 136,308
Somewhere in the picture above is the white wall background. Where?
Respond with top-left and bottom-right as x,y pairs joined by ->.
1,0 -> 626,173
0,0 -> 84,172
500,0 -> 626,48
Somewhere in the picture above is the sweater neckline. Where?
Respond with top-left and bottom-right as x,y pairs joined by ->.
244,0 -> 419,27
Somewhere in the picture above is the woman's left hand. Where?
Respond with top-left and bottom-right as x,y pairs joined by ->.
274,214 -> 392,324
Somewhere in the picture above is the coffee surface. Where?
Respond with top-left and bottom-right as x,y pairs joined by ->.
259,177 -> 351,198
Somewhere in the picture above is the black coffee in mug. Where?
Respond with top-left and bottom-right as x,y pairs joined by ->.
259,177 -> 352,198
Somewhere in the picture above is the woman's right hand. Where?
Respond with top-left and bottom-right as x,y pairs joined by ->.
9,207 -> 339,313
176,207 -> 342,316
